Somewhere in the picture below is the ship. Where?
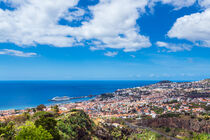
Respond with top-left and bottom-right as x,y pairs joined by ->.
49,94 -> 97,102
50,96 -> 70,101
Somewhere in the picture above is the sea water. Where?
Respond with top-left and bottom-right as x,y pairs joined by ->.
0,80 -> 157,110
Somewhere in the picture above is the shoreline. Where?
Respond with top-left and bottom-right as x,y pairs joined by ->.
0,79 -> 201,112
0,80 -> 155,112
0,97 -> 94,112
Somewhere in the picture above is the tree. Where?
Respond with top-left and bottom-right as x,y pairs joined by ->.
16,121 -> 53,140
57,109 -> 95,139
32,108 -> 36,113
35,113 -> 60,140
52,105 -> 59,115
36,104 -> 46,111
26,108 -> 31,113
165,127 -> 171,133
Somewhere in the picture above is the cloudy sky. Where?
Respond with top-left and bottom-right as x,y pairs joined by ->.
0,0 -> 209,80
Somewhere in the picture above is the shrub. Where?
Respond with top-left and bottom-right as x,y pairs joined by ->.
0,121 -> 15,140
16,121 -> 53,140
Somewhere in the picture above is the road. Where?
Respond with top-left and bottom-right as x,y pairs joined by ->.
125,121 -> 181,140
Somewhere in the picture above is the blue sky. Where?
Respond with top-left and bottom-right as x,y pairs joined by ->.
0,0 -> 209,80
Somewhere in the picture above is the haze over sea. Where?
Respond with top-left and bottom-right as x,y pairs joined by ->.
0,80 -> 160,110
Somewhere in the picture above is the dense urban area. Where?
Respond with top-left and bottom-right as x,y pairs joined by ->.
0,79 -> 209,139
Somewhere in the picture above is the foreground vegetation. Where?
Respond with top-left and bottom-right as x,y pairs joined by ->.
0,106 -> 209,140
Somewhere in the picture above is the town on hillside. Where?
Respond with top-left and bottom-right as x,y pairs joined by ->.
1,79 -> 209,120
0,79 -> 209,139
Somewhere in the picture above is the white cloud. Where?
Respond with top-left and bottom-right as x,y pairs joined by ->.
104,51 -> 118,57
199,0 -> 210,8
0,0 -> 151,52
0,0 -> 79,47
168,9 -> 210,47
149,0 -> 196,10
156,41 -> 192,52
0,49 -> 37,57
1,0 -> 208,53
72,0 -> 151,52
156,41 -> 168,47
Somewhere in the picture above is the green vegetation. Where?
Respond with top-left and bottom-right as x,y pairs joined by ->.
16,121 -> 53,140
165,127 -> 171,133
57,109 -> 95,140
35,112 -> 60,140
52,105 -> 59,114
0,109 -> 95,140
174,103 -> 181,109
110,127 -> 129,139
0,121 -> 15,140
159,113 -> 180,118
100,93 -> 114,100
180,132 -> 210,140
192,133 -> 210,140
155,126 -> 210,140
167,100 -> 178,104
33,111 -> 53,119
128,130 -> 162,140
0,107 -> 209,140
189,103 -> 206,109
204,105 -> 210,111
151,106 -> 164,114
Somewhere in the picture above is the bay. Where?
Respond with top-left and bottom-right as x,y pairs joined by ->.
0,80 -> 157,110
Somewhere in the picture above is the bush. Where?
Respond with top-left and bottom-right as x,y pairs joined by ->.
0,121 -> 15,140
16,121 -> 53,140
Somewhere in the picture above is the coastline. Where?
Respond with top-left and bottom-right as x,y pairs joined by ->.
0,80 -> 193,111
0,97 -> 94,111
0,80 -> 155,111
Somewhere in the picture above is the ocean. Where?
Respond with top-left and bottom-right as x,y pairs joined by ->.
0,80 -> 157,110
